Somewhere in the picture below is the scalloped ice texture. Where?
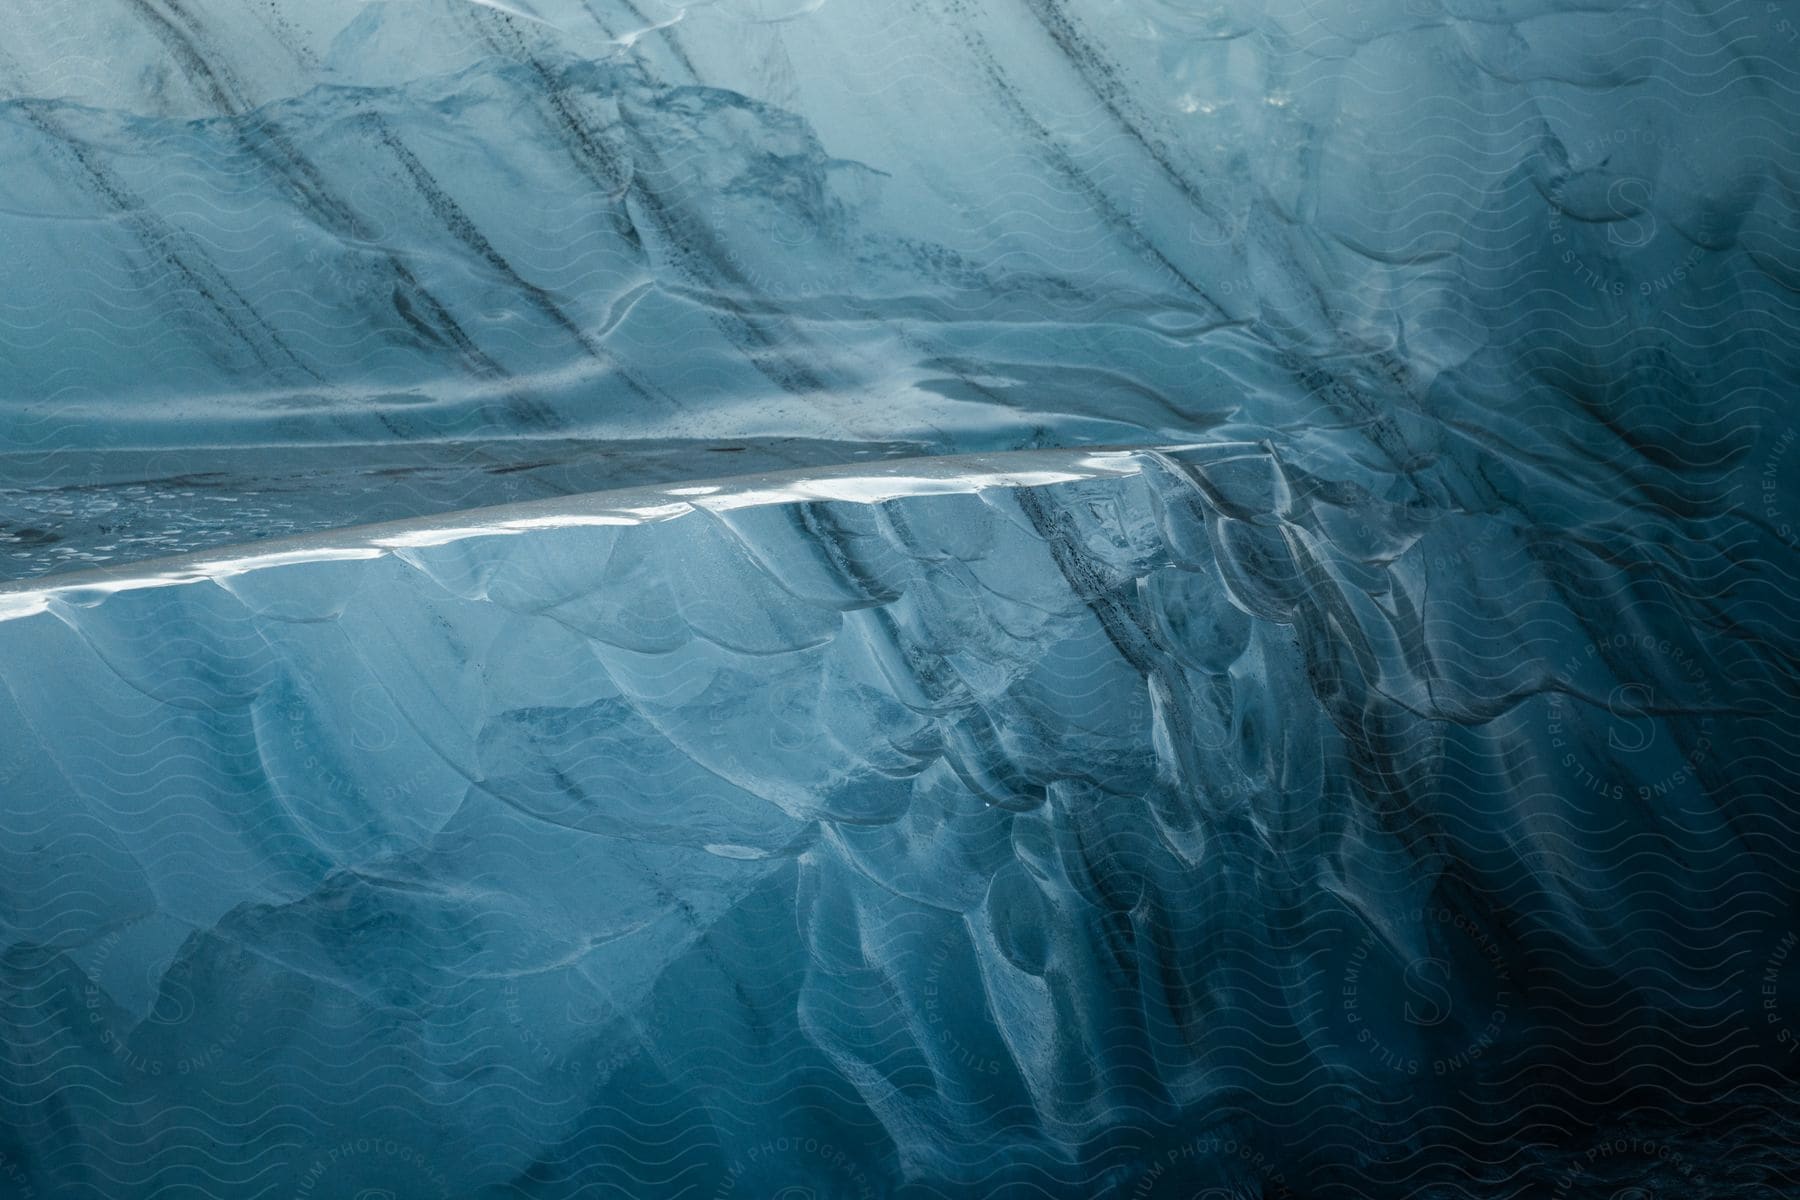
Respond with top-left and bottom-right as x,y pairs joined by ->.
2,443 -> 1798,1198
1,1 -> 1800,1198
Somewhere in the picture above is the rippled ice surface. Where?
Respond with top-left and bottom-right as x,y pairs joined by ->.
2,1 -> 1800,1198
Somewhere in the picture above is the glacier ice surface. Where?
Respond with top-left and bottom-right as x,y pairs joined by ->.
4,443 -> 1800,1196
2,0 -> 1800,1197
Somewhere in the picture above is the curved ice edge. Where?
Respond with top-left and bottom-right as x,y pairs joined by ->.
0,442 -> 1219,611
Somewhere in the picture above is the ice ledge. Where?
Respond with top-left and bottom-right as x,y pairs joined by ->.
0,444 -> 1216,613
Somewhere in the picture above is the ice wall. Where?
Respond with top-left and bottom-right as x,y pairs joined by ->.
3,443 -> 1799,1197
3,1 -> 1800,1197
